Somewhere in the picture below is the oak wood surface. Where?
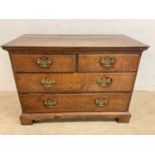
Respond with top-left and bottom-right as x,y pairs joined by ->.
78,54 -> 140,72
2,34 -> 149,52
10,54 -> 76,72
20,112 -> 131,125
2,34 -> 148,125
20,93 -> 131,113
16,73 -> 136,93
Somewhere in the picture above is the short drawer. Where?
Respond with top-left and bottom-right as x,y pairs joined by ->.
10,54 -> 76,72
78,54 -> 140,72
16,73 -> 135,93
20,93 -> 131,112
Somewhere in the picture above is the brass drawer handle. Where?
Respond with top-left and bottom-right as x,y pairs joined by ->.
41,78 -> 55,88
100,57 -> 116,67
37,57 -> 52,67
95,98 -> 109,107
43,99 -> 57,108
97,77 -> 112,87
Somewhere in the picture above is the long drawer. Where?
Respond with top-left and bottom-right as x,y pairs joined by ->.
20,93 -> 131,112
16,73 -> 136,93
78,54 -> 140,72
10,54 -> 76,72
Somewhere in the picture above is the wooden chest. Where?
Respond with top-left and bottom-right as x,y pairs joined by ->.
2,34 -> 149,125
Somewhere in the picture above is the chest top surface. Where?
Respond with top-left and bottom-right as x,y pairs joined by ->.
2,34 -> 149,53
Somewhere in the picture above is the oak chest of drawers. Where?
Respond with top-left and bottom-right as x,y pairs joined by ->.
2,34 -> 149,125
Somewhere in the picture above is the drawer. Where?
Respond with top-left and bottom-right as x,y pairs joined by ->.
78,54 -> 140,72
10,54 -> 76,72
20,93 -> 131,112
16,73 -> 135,93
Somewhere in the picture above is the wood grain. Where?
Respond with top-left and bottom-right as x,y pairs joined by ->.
16,73 -> 136,93
78,54 -> 140,72
20,93 -> 131,113
2,34 -> 148,125
2,34 -> 148,48
10,54 -> 76,72
20,112 -> 131,125
2,34 -> 149,52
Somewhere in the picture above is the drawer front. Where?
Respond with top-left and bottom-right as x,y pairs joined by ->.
78,54 -> 140,72
16,73 -> 135,93
10,54 -> 76,72
20,93 -> 131,112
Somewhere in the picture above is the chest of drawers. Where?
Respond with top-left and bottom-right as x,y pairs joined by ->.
2,34 -> 149,125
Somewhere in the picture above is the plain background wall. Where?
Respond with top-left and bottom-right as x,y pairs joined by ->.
0,19 -> 154,91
